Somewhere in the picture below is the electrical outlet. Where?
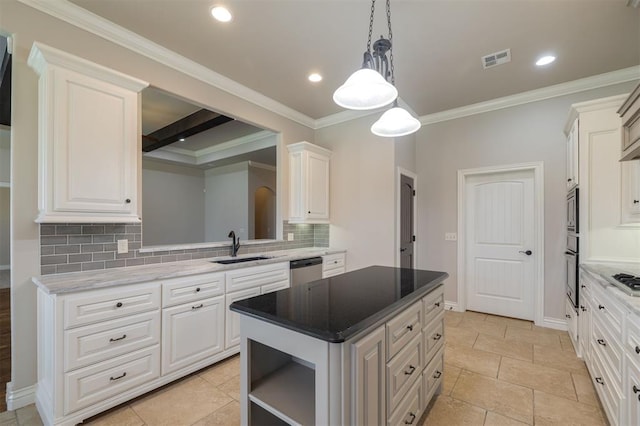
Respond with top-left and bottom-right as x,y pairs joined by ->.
445,233 -> 457,241
287,233 -> 294,241
117,239 -> 128,254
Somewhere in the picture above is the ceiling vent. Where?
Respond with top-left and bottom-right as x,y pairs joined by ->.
482,49 -> 511,69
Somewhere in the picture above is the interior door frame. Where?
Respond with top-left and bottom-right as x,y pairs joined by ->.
457,162 -> 545,326
396,167 -> 417,268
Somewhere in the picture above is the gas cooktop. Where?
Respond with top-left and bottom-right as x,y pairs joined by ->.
611,273 -> 640,297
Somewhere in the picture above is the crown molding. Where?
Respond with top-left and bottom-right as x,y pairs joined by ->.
17,0 -> 316,129
420,66 -> 640,126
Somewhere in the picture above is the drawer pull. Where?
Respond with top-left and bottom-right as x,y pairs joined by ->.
636,346 -> 640,354
581,285 -> 586,289
110,372 -> 127,381
192,304 -> 204,310
433,370 -> 442,379
404,413 -> 416,425
580,306 -> 586,312
334,260 -> 338,264
595,377 -> 604,385
565,314 -> 571,319
634,385 -> 640,394
433,333 -> 442,341
109,334 -> 127,343
115,302 -> 123,308
598,304 -> 605,310
195,287 -> 201,292
406,324 -> 414,332
597,339 -> 606,346
434,302 -> 441,307
404,365 -> 416,376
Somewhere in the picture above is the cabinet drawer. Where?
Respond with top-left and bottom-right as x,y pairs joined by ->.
590,343 -> 621,426
422,347 -> 444,407
387,334 -> 422,415
261,280 -> 289,294
591,283 -> 625,334
626,313 -> 640,364
64,283 -> 161,329
387,302 -> 422,361
422,289 -> 444,327
322,253 -> 345,278
424,314 -> 444,364
225,262 -> 289,293
64,345 -> 160,415
387,375 -> 422,426
64,310 -> 160,372
591,317 -> 623,387
162,272 -> 224,308
225,287 -> 262,349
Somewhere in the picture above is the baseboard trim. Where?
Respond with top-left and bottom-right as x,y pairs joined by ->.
539,317 -> 568,331
6,382 -> 36,411
444,301 -> 461,312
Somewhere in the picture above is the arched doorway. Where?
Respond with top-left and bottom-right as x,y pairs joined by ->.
254,186 -> 275,239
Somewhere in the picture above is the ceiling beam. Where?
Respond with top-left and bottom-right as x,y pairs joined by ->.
142,109 -> 234,152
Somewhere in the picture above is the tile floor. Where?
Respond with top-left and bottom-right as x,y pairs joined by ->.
1,310 -> 607,426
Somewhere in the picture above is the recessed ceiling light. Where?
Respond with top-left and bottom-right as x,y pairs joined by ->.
179,138 -> 185,142
536,55 -> 556,66
211,5 -> 232,22
308,73 -> 322,83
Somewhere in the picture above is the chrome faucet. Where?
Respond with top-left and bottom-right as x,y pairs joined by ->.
228,231 -> 240,257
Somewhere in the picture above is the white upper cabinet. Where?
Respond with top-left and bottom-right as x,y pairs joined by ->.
28,43 -> 148,223
287,142 -> 331,224
621,160 -> 640,225
565,118 -> 579,190
618,83 -> 640,162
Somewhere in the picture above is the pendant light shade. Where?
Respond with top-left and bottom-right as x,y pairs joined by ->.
371,106 -> 421,137
333,68 -> 398,110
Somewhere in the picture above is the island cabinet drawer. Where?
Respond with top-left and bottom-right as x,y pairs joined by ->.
162,272 -> 224,308
422,288 -> 444,326
424,314 -> 444,364
64,345 -> 160,415
64,310 -> 160,372
386,302 -> 422,360
225,262 -> 289,293
386,334 -> 422,414
422,347 -> 444,408
64,283 -> 161,329
591,317 -> 623,386
627,313 -> 640,361
387,375 -> 422,426
591,283 -> 625,334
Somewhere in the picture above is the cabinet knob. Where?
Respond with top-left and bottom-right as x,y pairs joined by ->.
195,287 -> 201,292
635,346 -> 640,354
125,198 -> 131,204
598,305 -> 605,310
633,385 -> 640,394
597,339 -> 606,346
404,365 -> 416,376
595,377 -> 604,385
567,179 -> 572,182
308,210 -> 311,214
406,324 -> 414,332
433,333 -> 442,341
634,200 -> 639,204
565,314 -> 571,319
433,370 -> 442,379
115,302 -> 123,308
404,413 -> 416,425
434,302 -> 441,307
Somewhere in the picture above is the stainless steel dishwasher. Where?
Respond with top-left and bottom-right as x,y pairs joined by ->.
290,257 -> 323,286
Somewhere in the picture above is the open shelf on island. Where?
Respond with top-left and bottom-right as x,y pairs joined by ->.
249,361 -> 315,426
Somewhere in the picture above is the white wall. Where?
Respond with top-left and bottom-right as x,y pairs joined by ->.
0,188 -> 9,267
315,115 -> 397,271
141,160 -> 205,246
0,128 -> 10,183
205,163 -> 249,242
415,81 -> 638,321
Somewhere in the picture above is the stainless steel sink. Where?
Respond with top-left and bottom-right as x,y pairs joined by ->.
213,256 -> 270,265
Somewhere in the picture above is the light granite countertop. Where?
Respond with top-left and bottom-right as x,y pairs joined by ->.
33,247 -> 346,295
580,262 -> 640,316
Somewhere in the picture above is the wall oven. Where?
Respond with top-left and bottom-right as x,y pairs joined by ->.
565,234 -> 579,308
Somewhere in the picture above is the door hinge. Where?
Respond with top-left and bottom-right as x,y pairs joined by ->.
412,190 -> 416,196
412,235 -> 416,242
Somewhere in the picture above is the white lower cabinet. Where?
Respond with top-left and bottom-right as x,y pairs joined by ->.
353,325 -> 386,426
322,253 -> 346,278
566,297 -> 578,349
226,287 -> 261,350
162,296 -> 225,375
626,355 -> 640,426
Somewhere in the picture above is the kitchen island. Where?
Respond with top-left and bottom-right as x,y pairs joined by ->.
230,266 -> 448,425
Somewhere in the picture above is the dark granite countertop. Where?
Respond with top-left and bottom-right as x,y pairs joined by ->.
230,266 -> 448,343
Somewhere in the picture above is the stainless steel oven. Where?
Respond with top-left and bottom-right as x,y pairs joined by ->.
565,234 -> 579,308
567,187 -> 579,233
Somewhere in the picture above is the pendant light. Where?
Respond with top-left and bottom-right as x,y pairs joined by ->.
333,0 -> 420,137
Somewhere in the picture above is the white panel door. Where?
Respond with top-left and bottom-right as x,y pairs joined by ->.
465,170 -> 535,320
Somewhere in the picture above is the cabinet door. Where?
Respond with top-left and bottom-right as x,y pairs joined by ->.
225,287 -> 261,350
566,119 -> 579,190
161,296 -> 225,375
352,325 -> 386,426
621,160 -> 640,224
578,290 -> 592,363
628,356 -> 640,426
566,298 -> 578,348
306,151 -> 330,220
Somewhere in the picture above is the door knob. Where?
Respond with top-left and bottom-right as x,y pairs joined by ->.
519,250 -> 532,256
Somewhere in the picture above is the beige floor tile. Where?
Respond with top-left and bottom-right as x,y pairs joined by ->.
533,345 -> 588,376
84,406 -> 144,426
421,395 -> 486,425
15,405 -> 42,426
534,390 -> 606,426
445,344 -> 502,378
451,371 -> 533,424
218,375 -> 240,401
442,364 -> 462,396
0,411 -> 16,426
559,333 -> 577,352
497,356 -> 576,400
199,355 -> 241,386
131,376 -> 233,426
191,401 -> 240,426
484,411 -> 529,425
504,327 -> 562,349
444,311 -> 464,327
463,311 -> 488,322
572,373 -> 600,407
473,334 -> 533,362
484,315 -> 532,330
457,318 -> 507,338
445,326 -> 479,348
531,325 -> 566,335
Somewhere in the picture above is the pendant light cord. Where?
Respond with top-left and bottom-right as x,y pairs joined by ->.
386,0 -> 395,86
367,0 -> 376,52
